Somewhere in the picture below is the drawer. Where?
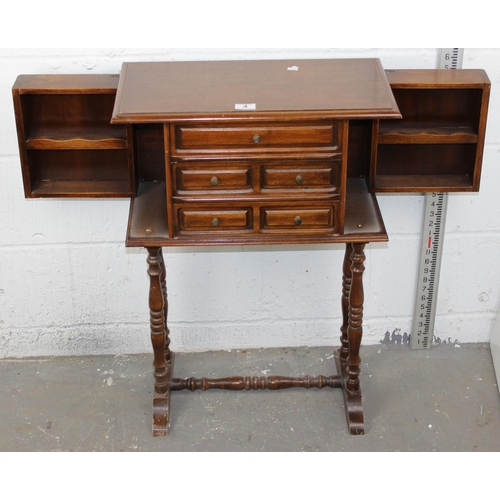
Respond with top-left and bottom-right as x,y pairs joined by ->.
173,122 -> 340,154
261,160 -> 340,193
173,162 -> 253,194
176,206 -> 253,233
261,204 -> 339,232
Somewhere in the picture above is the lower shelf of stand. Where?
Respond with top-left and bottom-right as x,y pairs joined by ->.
372,174 -> 475,193
31,180 -> 134,198
126,178 -> 388,247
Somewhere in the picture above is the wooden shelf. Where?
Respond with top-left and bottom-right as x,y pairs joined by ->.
32,179 -> 134,198
31,179 -> 134,198
378,123 -> 478,145
372,174 -> 474,193
26,129 -> 128,150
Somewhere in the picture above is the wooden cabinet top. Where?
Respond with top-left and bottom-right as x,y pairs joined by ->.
111,59 -> 401,123
385,69 -> 491,88
12,74 -> 121,94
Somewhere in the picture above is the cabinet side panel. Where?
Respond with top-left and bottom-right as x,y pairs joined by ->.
165,125 -> 174,238
12,89 -> 35,197
472,85 -> 491,191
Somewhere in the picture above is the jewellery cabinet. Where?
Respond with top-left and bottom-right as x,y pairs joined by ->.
12,59 -> 490,436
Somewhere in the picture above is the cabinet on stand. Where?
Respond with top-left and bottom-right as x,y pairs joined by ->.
12,59 -> 490,436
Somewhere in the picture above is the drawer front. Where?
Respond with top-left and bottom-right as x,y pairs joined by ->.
174,162 -> 253,194
261,204 -> 339,232
177,206 -> 253,233
174,202 -> 339,237
261,160 -> 340,193
173,122 -> 340,153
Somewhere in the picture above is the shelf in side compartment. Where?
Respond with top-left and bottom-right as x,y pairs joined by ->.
373,174 -> 473,193
372,142 -> 478,193
377,122 -> 478,145
26,127 -> 128,150
26,149 -> 134,197
31,180 -> 133,198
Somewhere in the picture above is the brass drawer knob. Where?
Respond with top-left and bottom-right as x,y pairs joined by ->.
294,216 -> 303,226
212,218 -> 221,227
210,176 -> 219,186
253,134 -> 261,144
295,175 -> 304,186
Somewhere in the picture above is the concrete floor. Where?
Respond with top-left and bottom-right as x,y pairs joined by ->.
1,343 -> 499,452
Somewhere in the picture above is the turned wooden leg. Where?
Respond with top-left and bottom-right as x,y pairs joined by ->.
147,247 -> 172,437
347,243 -> 366,394
336,242 -> 366,436
339,243 -> 353,361
159,249 -> 171,363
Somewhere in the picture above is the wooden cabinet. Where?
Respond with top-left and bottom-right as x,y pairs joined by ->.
370,69 -> 491,193
11,59 -> 491,438
14,67 -> 490,202
12,75 -> 135,198
107,59 -> 403,248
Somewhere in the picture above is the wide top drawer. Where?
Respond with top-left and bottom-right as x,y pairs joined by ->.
172,122 -> 341,156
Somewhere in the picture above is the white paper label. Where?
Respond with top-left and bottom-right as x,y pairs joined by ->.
235,103 -> 257,110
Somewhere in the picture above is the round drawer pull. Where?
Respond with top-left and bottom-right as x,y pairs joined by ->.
212,218 -> 221,227
253,134 -> 261,144
295,175 -> 304,186
294,216 -> 303,226
210,176 -> 219,186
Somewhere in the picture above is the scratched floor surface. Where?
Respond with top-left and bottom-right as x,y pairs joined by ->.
1,344 -> 499,452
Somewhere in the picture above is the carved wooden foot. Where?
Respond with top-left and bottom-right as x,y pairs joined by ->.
152,356 -> 174,437
335,351 -> 364,436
